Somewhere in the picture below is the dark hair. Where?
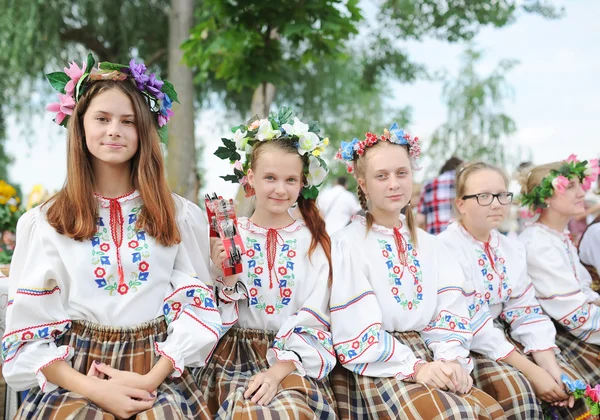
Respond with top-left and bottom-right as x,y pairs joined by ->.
336,176 -> 347,187
440,156 -> 464,175
250,139 -> 333,285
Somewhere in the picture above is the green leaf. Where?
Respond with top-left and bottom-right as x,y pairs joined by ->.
158,126 -> 169,145
86,53 -> 96,73
99,62 -> 127,72
308,121 -> 320,133
162,81 -> 180,104
278,106 -> 293,125
75,73 -> 89,100
214,146 -> 240,161
301,185 -> 319,200
220,174 -> 240,183
222,138 -> 237,150
45,72 -> 70,94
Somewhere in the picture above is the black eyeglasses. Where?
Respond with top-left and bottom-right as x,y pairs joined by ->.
462,192 -> 513,206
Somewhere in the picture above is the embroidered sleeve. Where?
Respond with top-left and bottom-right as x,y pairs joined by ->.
266,248 -> 335,380
524,237 -> 600,345
1,210 -> 74,393
155,244 -> 223,376
420,241 -> 474,373
330,237 -> 425,380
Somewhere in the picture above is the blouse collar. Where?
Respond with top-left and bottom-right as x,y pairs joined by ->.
451,221 -> 500,249
528,222 -> 570,242
94,190 -> 140,208
351,214 -> 409,236
238,217 -> 305,236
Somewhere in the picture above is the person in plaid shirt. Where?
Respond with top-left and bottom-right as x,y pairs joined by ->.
417,156 -> 463,235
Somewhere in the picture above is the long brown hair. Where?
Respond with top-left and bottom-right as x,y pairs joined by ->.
45,79 -> 180,246
354,141 -> 418,247
250,139 -> 333,285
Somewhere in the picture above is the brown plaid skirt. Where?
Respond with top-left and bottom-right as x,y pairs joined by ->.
481,319 -> 590,420
16,316 -> 210,419
552,320 -> 600,386
330,331 -> 505,420
191,327 -> 338,419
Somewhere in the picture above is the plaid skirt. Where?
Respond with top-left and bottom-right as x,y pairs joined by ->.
483,319 -> 589,420
330,331 -> 505,420
191,327 -> 338,419
552,321 -> 600,386
16,316 -> 211,420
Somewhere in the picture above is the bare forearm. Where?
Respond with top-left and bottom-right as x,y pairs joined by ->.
502,351 -> 540,379
268,360 -> 296,382
41,360 -> 93,397
145,357 -> 174,390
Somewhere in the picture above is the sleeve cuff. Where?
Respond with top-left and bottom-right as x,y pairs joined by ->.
215,277 -> 248,303
154,341 -> 184,378
395,359 -> 427,381
266,348 -> 305,377
432,344 -> 475,373
35,345 -> 73,393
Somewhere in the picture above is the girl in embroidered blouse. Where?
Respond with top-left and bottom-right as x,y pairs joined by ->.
2,56 -> 219,419
519,157 -> 600,387
329,126 -> 505,419
199,110 -> 337,418
439,162 -> 586,418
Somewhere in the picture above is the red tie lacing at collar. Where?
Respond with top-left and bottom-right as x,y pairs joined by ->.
393,227 -> 408,268
108,198 -> 125,286
266,228 -> 284,289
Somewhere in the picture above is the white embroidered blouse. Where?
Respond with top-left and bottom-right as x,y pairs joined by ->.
2,191 -> 222,392
520,223 -> 600,344
329,215 -> 474,380
439,222 -> 557,361
214,217 -> 335,380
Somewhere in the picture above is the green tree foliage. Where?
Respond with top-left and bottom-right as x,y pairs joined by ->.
426,47 -> 520,172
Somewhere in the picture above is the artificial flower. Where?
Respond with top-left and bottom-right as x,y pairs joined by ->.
145,73 -> 165,99
256,119 -> 281,141
566,154 -> 579,163
307,155 -> 327,187
586,384 -> 600,403
551,175 -> 569,194
46,93 -> 76,125
283,117 -> 320,155
233,128 -> 248,150
128,59 -> 149,90
64,60 -> 86,96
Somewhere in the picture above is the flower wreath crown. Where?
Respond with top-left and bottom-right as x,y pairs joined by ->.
45,53 -> 179,144
520,154 -> 599,212
214,106 -> 329,200
335,123 -> 421,174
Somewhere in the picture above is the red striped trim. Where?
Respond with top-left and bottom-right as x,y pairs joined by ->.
163,284 -> 212,302
523,345 -> 558,354
495,346 -> 516,362
182,311 -> 220,341
154,342 -> 183,376
333,323 -> 381,346
37,346 -> 71,392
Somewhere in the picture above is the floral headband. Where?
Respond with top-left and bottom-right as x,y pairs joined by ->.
45,53 -> 178,144
335,123 -> 421,174
215,106 -> 329,200
521,154 -> 600,212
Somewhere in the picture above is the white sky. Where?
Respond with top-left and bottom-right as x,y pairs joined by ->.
7,0 -> 599,200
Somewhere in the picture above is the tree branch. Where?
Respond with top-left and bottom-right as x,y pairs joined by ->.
59,28 -> 112,61
145,48 -> 167,68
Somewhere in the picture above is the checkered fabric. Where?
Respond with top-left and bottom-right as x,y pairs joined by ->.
417,170 -> 457,235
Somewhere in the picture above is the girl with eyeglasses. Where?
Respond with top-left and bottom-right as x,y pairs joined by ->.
518,157 -> 600,388
440,162 -> 587,419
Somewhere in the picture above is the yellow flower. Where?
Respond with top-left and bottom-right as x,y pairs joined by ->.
0,197 -> 7,205
312,149 -> 321,157
9,205 -> 16,213
323,137 -> 330,146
